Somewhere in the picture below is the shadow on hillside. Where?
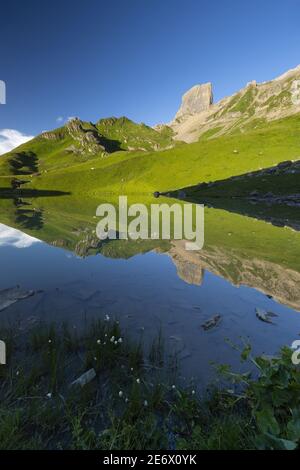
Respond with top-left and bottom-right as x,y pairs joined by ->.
99,135 -> 124,153
9,151 -> 39,175
0,188 -> 71,199
163,160 -> 300,231
14,206 -> 44,230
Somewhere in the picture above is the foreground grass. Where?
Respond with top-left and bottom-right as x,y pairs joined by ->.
0,319 -> 299,450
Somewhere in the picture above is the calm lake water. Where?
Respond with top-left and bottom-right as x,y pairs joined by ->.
0,194 -> 300,388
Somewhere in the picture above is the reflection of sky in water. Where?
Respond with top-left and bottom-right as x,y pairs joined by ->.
0,223 -> 41,249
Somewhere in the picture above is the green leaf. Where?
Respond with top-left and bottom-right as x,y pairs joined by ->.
264,434 -> 298,450
287,411 -> 300,441
255,408 -> 280,436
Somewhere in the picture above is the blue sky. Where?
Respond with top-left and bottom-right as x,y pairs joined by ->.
0,0 -> 300,150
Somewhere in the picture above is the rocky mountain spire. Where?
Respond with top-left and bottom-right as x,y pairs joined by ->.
174,83 -> 213,121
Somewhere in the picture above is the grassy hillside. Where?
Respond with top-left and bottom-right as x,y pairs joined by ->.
17,114 -> 300,196
0,117 -> 175,178
96,116 -> 175,151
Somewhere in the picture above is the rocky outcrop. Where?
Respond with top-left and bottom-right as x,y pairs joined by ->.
39,118 -> 106,155
174,83 -> 213,121
40,131 -> 65,141
66,117 -> 83,134
66,118 -> 106,154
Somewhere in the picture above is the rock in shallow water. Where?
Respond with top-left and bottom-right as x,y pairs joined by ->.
201,314 -> 222,331
70,368 -> 96,388
0,286 -> 35,312
255,307 -> 278,324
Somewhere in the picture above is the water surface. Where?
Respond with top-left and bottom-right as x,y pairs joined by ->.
0,194 -> 299,387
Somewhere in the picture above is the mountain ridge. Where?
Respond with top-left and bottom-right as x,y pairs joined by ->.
1,65 -> 300,199
168,64 -> 300,142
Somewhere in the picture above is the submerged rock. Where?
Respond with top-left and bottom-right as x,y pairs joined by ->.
0,286 -> 35,312
70,368 -> 96,388
255,307 -> 277,324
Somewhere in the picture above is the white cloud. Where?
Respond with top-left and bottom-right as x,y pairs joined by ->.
0,129 -> 34,155
56,116 -> 64,123
0,223 -> 41,249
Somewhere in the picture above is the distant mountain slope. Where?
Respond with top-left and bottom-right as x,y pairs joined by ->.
0,116 -> 175,176
169,65 -> 300,142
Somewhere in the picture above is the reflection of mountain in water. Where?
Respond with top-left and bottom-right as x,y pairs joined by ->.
30,225 -> 300,311
1,196 -> 300,311
168,240 -> 300,311
168,244 -> 204,285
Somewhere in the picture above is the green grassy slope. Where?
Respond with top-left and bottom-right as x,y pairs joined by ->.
96,116 -> 175,151
0,126 -> 89,175
0,117 -> 176,180
21,114 -> 300,196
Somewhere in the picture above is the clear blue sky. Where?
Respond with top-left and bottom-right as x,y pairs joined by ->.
1,0 -> 300,137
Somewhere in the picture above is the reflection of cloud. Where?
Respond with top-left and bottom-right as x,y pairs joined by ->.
0,224 -> 41,248
56,116 -> 64,123
0,129 -> 34,155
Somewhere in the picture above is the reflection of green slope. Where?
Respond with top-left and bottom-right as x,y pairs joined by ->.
1,196 -> 300,308
1,196 -> 300,272
0,196 -> 171,257
204,206 -> 300,273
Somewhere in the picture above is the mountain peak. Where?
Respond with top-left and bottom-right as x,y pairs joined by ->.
174,82 -> 213,121
169,65 -> 300,143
